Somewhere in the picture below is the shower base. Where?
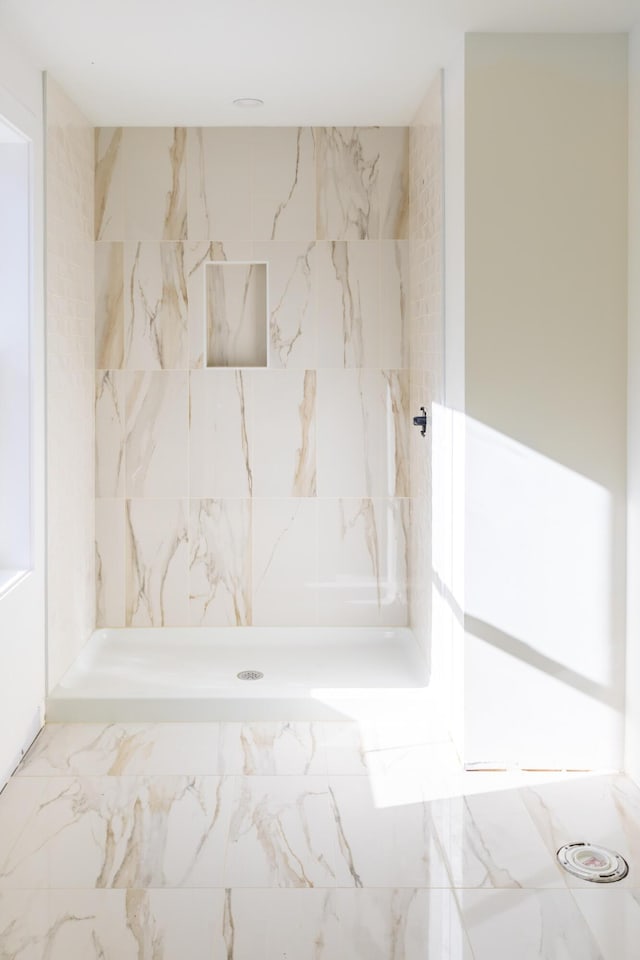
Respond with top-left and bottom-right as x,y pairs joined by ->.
46,627 -> 430,723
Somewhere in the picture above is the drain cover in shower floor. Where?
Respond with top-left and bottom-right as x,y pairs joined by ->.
237,670 -> 264,681
557,842 -> 629,883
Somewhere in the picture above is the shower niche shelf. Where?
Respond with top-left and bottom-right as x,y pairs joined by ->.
205,260 -> 268,368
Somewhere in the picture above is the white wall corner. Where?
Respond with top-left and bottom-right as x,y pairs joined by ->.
626,24 -> 640,785
443,41 -> 466,759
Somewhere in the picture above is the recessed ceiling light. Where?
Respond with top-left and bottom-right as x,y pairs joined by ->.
232,97 -> 264,109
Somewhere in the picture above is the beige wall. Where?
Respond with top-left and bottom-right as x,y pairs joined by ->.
627,25 -> 640,784
45,76 -> 95,687
462,34 -> 628,767
465,34 -> 627,486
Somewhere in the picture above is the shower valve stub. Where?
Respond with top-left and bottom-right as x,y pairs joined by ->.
413,407 -> 428,437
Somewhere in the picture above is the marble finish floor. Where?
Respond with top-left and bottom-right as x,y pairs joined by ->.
0,721 -> 638,958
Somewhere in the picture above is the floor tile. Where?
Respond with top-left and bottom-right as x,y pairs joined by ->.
17,723 -> 223,777
321,721 -> 371,775
432,788 -> 565,889
521,774 -> 640,888
224,776 -> 341,887
572,888 -> 640,959
0,776 -> 234,888
457,888 -> 605,959
4,721 -> 640,956
227,888 -> 473,959
219,722 -> 327,776
0,889 -> 223,959
328,776 -> 451,887
366,741 -> 462,806
327,889 -> 474,960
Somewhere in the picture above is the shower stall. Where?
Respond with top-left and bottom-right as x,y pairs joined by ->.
45,76 -> 452,733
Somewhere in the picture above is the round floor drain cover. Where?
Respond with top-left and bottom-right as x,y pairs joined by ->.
237,670 -> 264,681
557,843 -> 629,883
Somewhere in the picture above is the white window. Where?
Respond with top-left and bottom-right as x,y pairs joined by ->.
0,116 -> 31,593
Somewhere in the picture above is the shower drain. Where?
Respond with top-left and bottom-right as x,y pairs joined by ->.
237,670 -> 264,681
557,843 -> 629,883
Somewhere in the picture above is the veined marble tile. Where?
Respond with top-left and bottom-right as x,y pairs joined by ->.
95,370 -> 125,497
250,370 -> 316,496
317,499 -> 409,627
117,889 -> 223,958
0,775 -> 47,856
227,888 -> 473,960
322,720 -> 448,780
410,374 -> 431,501
0,891 -> 49,960
327,776 -> 451,888
124,128 -> 187,241
252,128 -> 316,240
224,776 -> 341,888
124,371 -> 188,498
0,892 -> 128,959
189,369 -> 253,498
95,128 -> 124,240
380,240 -> 409,368
184,240 -> 253,367
316,370 -> 377,496
573,889 -> 640,960
187,128 -> 252,240
378,127 -> 410,239
205,261 -> 268,367
431,789 -> 565,890
316,370 -> 409,497
223,888 -> 333,960
321,722 -> 371,776
383,369 -> 410,495
220,723 -> 326,776
366,742 -> 462,808
457,889 -> 604,960
252,499 -> 318,626
126,499 -> 188,626
123,242 -> 188,369
332,888 -> 472,960
316,127 -> 380,240
0,889 -> 223,960
0,776 -> 234,888
520,774 -> 640,888
17,723 -> 224,777
96,499 -> 125,627
254,241 -> 317,369
316,241 -> 380,368
95,241 -> 124,367
189,499 -> 252,626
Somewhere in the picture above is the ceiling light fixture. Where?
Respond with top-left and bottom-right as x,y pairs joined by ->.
232,97 -> 264,108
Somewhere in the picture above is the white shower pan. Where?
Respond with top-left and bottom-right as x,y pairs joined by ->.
47,627 -> 430,723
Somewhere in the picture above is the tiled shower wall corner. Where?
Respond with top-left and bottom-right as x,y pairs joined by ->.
409,76 -> 444,660
94,127 -> 412,627
45,76 -> 95,686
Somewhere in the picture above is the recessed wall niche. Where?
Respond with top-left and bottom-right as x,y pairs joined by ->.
205,261 -> 268,367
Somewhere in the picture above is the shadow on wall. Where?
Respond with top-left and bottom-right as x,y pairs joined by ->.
431,403 -> 625,766
432,568 -> 618,710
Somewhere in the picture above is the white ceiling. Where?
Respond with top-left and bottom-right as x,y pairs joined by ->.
1,0 -> 639,125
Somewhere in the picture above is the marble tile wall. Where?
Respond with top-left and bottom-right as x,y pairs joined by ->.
45,77 -> 95,686
94,127 -> 411,626
408,77 -> 444,659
